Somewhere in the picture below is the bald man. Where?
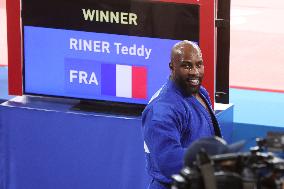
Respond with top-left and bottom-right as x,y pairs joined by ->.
142,41 -> 222,189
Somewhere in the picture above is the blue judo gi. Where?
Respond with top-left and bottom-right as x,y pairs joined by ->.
142,79 -> 222,189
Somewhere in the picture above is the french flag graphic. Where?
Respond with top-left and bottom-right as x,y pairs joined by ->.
101,64 -> 147,99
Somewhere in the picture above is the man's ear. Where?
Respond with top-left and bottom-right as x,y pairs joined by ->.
169,62 -> 173,70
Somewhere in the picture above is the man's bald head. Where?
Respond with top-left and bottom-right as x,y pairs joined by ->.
170,40 -> 202,64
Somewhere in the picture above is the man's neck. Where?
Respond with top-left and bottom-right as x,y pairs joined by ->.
192,92 -> 198,98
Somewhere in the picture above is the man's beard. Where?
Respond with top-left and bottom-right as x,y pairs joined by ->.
176,77 -> 202,96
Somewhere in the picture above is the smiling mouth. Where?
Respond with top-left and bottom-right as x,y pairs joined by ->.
187,78 -> 200,86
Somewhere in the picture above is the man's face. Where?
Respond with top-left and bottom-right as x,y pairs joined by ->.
171,46 -> 204,96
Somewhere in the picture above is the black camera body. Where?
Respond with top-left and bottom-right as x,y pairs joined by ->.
172,135 -> 284,189
173,167 -> 243,189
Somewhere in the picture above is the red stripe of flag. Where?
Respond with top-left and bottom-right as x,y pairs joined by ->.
132,66 -> 147,99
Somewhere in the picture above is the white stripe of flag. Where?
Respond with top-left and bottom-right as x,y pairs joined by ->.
116,64 -> 132,98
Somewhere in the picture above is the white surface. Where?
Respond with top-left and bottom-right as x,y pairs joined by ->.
0,6 -> 8,66
214,103 -> 233,111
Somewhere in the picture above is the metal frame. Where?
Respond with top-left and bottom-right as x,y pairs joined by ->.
215,0 -> 231,104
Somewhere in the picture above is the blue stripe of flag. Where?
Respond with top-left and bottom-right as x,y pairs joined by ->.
101,64 -> 116,96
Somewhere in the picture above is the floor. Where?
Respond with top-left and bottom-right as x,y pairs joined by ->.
0,67 -> 11,101
229,0 -> 284,125
230,88 -> 284,126
230,0 -> 284,92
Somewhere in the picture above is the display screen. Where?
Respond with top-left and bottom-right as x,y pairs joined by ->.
22,0 -> 199,106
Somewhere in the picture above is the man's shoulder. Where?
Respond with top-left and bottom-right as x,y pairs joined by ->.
148,88 -> 184,108
143,89 -> 187,119
142,93 -> 187,124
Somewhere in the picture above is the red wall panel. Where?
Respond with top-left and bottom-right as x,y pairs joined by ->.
6,0 -> 22,95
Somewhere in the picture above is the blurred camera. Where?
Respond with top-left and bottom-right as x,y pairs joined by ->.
172,133 -> 284,189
